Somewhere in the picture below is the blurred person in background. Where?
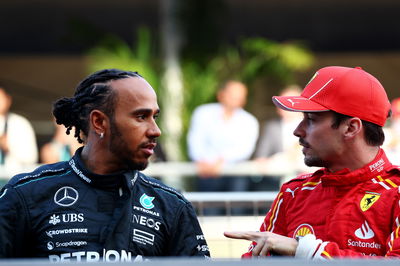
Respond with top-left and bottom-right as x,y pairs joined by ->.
187,80 -> 259,214
0,85 -> 38,172
225,66 -> 400,258
40,121 -> 82,164
0,69 -> 209,260
252,85 -> 305,190
383,97 -> 400,165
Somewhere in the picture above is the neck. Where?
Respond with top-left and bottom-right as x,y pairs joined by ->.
223,107 -> 236,120
328,145 -> 380,172
80,144 -> 123,175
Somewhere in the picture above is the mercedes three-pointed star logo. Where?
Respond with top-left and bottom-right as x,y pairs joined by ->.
54,186 -> 79,207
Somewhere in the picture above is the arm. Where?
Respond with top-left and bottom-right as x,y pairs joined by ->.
167,203 -> 210,257
7,115 -> 38,165
0,186 -> 30,257
225,189 -> 400,259
187,108 -> 211,162
225,190 -> 288,257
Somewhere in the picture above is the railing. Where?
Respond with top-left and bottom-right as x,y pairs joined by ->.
0,160 -> 307,190
1,258 -> 400,265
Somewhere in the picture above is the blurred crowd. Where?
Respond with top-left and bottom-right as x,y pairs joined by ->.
1,81 -> 400,194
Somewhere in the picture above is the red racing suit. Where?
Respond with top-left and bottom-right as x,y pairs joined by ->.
243,149 -> 400,259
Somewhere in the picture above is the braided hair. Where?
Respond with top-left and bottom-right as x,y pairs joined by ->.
53,69 -> 141,143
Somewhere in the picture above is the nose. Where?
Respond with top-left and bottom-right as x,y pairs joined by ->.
293,119 -> 305,138
148,121 -> 161,138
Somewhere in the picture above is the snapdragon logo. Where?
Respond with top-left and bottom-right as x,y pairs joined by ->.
140,193 -> 155,209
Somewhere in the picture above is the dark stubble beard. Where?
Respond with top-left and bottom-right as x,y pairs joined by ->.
304,156 -> 325,168
109,119 -> 148,171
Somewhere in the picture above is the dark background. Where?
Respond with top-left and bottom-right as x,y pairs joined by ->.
1,0 -> 400,149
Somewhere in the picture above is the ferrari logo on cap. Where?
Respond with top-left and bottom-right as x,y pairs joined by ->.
360,192 -> 380,212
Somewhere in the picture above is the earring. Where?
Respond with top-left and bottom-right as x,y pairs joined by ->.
100,132 -> 104,139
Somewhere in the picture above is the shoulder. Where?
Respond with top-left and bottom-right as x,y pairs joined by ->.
281,171 -> 320,188
6,161 -> 70,189
7,113 -> 32,125
236,109 -> 258,124
137,173 -> 189,204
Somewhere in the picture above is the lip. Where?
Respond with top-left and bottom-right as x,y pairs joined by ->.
141,143 -> 156,156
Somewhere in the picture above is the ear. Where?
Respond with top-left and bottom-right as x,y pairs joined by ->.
343,117 -> 362,139
89,110 -> 108,136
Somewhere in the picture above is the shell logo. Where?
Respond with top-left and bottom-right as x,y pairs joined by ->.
293,223 -> 315,239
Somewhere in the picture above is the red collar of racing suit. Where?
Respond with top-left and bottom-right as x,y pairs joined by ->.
312,149 -> 398,187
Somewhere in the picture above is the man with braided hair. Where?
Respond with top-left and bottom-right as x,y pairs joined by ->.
0,69 -> 210,260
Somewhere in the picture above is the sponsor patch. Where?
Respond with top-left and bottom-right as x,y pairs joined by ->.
360,192 -> 380,212
49,249 -> 144,262
293,223 -> 315,239
132,214 -> 161,231
49,213 -> 84,225
133,206 -> 160,217
355,221 -> 374,240
133,229 -> 155,246
54,186 -> 79,207
139,194 -> 155,209
46,228 -> 88,238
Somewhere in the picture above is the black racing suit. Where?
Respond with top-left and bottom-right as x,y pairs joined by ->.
0,148 -> 210,261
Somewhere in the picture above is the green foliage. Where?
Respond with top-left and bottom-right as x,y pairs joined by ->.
87,28 -> 160,95
85,27 -> 314,160
179,38 -> 314,159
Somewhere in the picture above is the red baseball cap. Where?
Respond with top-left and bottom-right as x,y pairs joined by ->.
272,66 -> 391,126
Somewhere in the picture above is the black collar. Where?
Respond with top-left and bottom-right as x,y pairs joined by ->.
68,147 -> 138,190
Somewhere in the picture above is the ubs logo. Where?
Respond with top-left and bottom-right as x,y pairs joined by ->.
54,187 -> 79,207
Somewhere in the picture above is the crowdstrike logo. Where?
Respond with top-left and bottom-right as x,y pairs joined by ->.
355,221 -> 375,240
46,228 -> 88,238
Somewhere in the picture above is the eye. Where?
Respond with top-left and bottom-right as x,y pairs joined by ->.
305,114 -> 315,123
137,114 -> 147,120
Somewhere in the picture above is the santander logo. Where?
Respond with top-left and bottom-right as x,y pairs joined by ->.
355,221 -> 374,240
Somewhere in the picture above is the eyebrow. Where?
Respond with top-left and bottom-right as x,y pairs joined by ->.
132,108 -> 160,115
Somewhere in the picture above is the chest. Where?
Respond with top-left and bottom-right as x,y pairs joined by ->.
27,186 -> 171,261
284,184 -> 395,256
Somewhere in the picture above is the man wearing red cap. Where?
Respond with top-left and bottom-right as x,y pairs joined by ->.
224,66 -> 400,258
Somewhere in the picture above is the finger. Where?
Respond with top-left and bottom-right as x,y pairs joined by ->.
251,239 -> 265,256
260,242 -> 270,257
224,231 -> 258,240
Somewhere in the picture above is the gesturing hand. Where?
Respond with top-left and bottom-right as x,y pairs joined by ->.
224,231 -> 298,257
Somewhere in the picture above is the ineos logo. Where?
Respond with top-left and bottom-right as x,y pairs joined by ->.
54,187 -> 79,207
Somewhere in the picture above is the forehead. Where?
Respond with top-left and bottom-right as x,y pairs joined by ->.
110,77 -> 158,109
223,82 -> 247,94
305,111 -> 333,119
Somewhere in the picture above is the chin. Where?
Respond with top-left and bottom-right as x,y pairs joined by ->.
126,160 -> 149,171
304,157 -> 325,168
